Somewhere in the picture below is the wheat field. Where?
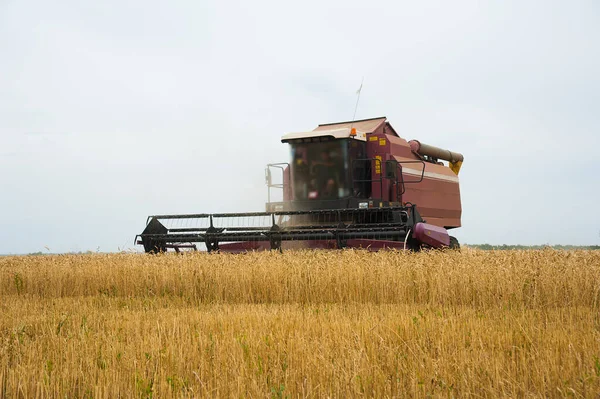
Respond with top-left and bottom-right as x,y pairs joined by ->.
1,249 -> 599,398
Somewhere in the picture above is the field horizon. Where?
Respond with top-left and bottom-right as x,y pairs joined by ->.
3,243 -> 599,257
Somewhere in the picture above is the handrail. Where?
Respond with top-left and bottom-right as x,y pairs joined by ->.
265,163 -> 290,203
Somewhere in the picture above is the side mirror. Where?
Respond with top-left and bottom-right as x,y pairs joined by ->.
385,160 -> 398,179
265,168 -> 272,186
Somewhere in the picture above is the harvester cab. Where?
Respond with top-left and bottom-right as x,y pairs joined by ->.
137,117 -> 463,253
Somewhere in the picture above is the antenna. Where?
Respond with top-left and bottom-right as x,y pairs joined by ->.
349,77 -> 364,134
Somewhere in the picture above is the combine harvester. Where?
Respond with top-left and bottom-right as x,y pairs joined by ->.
136,117 -> 464,253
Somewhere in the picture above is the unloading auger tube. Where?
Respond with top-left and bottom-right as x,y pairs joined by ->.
135,205 -> 453,253
408,140 -> 464,175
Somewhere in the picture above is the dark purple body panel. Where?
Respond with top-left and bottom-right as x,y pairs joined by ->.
412,222 -> 450,248
218,240 -> 338,253
344,239 -> 406,251
217,239 -> 407,253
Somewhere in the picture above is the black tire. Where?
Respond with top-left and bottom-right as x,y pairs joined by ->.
405,234 -> 422,251
449,236 -> 460,249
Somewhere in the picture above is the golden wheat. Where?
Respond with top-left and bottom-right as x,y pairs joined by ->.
1,249 -> 599,398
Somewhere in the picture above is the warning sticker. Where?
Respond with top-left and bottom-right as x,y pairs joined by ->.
375,155 -> 382,174
369,136 -> 378,142
379,138 -> 386,146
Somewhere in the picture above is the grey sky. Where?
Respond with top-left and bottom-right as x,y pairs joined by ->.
1,0 -> 599,253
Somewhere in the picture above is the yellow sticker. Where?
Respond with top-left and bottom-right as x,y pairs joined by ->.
375,155 -> 382,174
369,136 -> 378,142
379,138 -> 386,146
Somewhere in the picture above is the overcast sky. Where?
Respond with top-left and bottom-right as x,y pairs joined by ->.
1,0 -> 599,253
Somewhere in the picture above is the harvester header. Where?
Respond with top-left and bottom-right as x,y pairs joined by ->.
136,116 -> 464,252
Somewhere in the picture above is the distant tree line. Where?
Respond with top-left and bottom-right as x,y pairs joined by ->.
466,244 -> 600,250
24,251 -> 97,256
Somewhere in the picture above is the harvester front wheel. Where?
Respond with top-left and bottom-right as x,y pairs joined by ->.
449,236 -> 460,249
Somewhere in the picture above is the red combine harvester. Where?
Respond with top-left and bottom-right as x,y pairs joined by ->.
136,117 -> 464,252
